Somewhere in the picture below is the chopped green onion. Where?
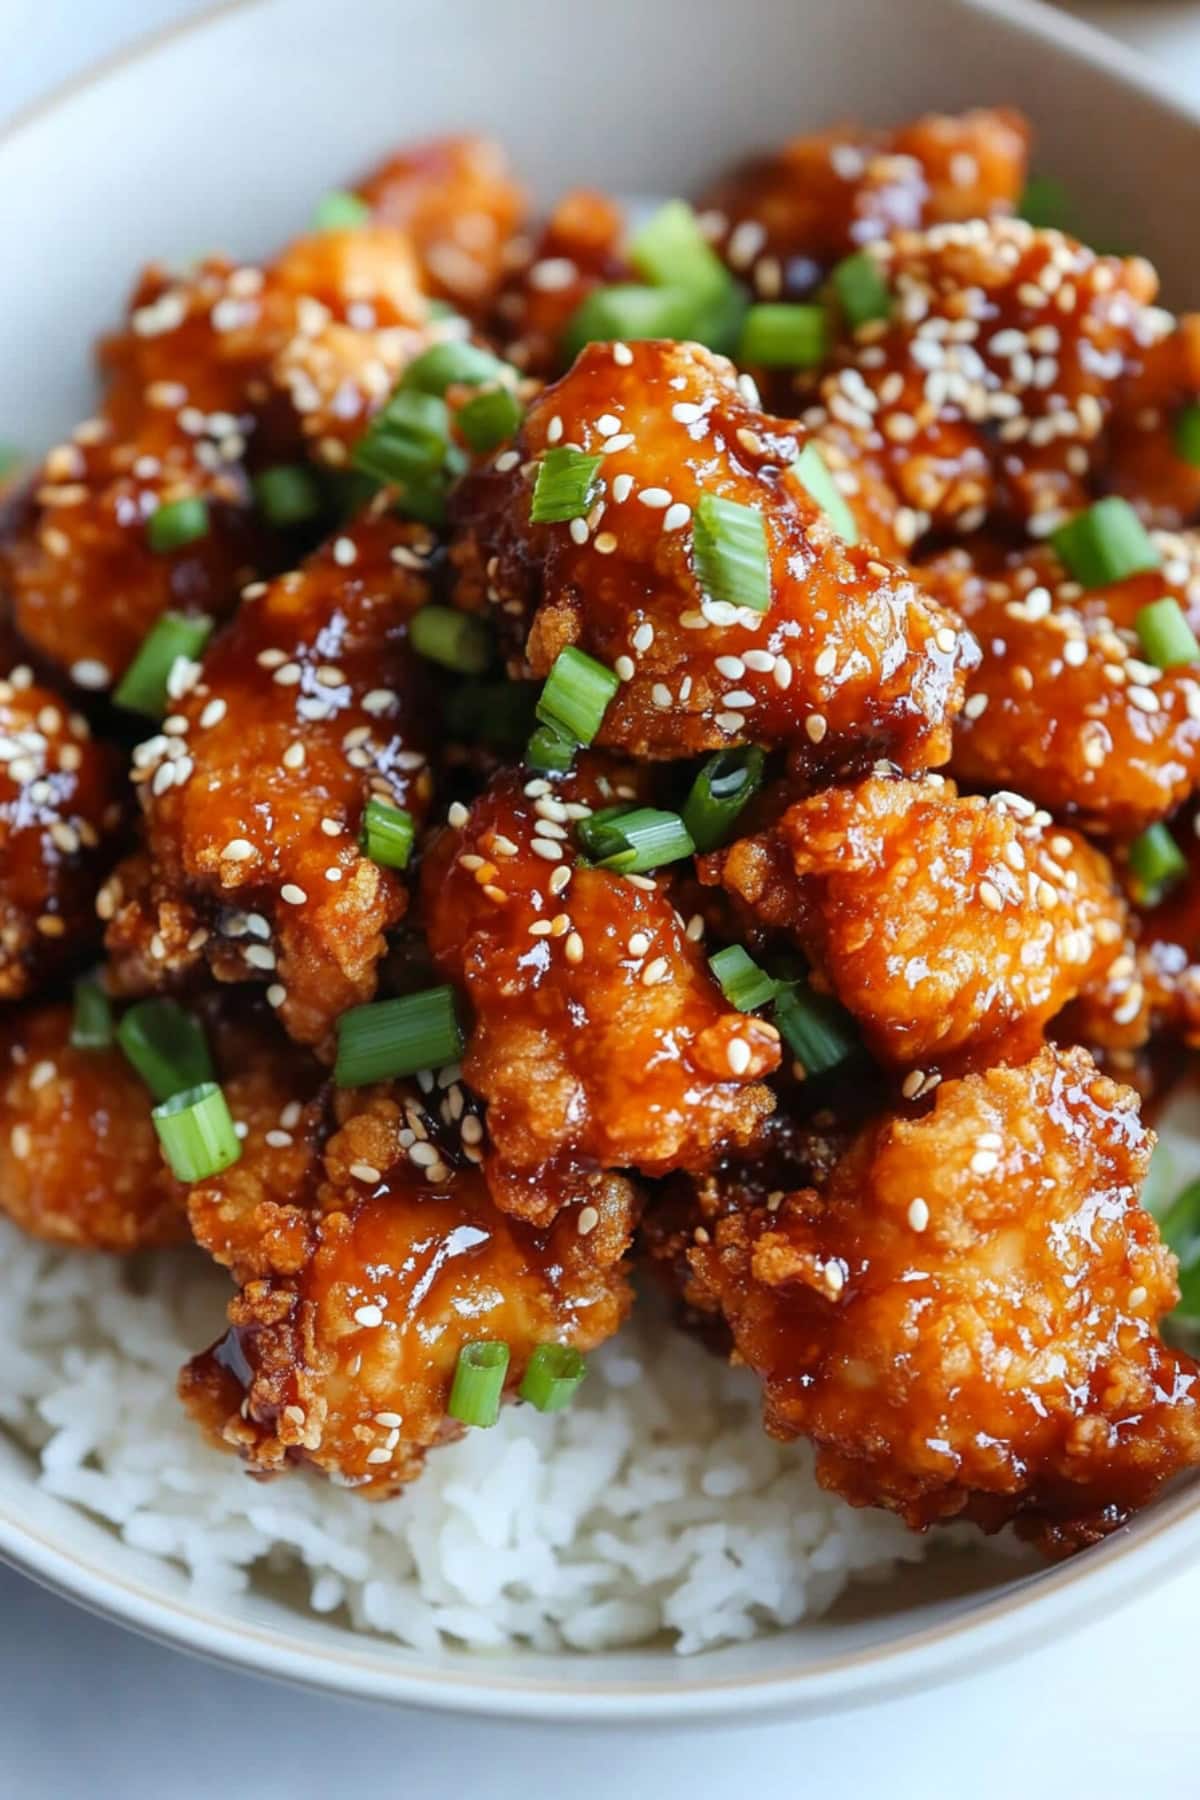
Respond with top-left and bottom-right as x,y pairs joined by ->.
444,680 -> 537,748
352,389 -> 449,487
409,605 -> 491,674
390,470 -> 452,526
1051,497 -> 1160,589
630,200 -> 730,302
113,612 -> 214,716
692,279 -> 752,358
1018,174 -> 1073,231
448,1340 -> 510,1427
525,721 -> 577,773
682,746 -> 765,852
1128,822 -> 1187,903
457,386 -> 523,453
563,284 -> 701,358
70,978 -> 113,1050
736,303 -> 828,369
402,340 -> 513,396
117,998 -> 214,1102
577,806 -> 694,874
146,496 -> 209,554
0,445 -> 23,479
1173,403 -> 1200,469
790,441 -> 860,546
360,797 -> 415,870
773,982 -> 858,1075
253,465 -> 324,528
312,189 -> 371,232
692,492 -> 771,613
530,447 -> 604,525
1136,597 -> 1200,670
831,252 -> 891,329
1158,1177 -> 1200,1322
518,1343 -> 587,1412
152,1082 -> 242,1182
535,646 -> 619,745
708,944 -> 779,1012
334,986 -> 463,1087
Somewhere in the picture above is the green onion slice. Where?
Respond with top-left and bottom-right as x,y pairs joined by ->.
0,445 -> 23,479
682,746 -> 765,853
535,646 -> 619,746
146,496 -> 210,554
334,986 -> 464,1088
790,442 -> 860,546
577,806 -> 694,874
519,1343 -> 587,1413
630,200 -> 730,302
352,389 -> 450,487
403,340 -> 514,396
390,470 -> 452,527
831,252 -> 891,329
360,797 -> 415,870
1136,597 -> 1200,671
312,189 -> 371,232
117,998 -> 215,1102
530,447 -> 604,524
773,981 -> 858,1075
448,1340 -> 510,1427
457,386 -> 523,453
1051,497 -> 1160,589
525,721 -> 577,773
409,605 -> 491,674
562,284 -> 701,357
1128,822 -> 1187,903
692,492 -> 771,613
253,465 -> 324,528
1159,1177 -> 1200,1322
1174,403 -> 1200,469
736,303 -> 828,369
114,612 -> 214,716
152,1082 -> 242,1182
70,978 -> 113,1050
1018,175 -> 1073,231
708,944 -> 779,1013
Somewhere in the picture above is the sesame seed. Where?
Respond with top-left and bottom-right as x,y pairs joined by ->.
265,1129 -> 293,1148
549,864 -> 571,896
805,713 -> 827,743
321,818 -> 341,837
531,838 -> 563,861
612,473 -> 634,503
979,879 -> 1004,912
565,931 -> 584,964
281,884 -> 307,905
350,1162 -> 382,1183
638,488 -> 672,509
594,532 -> 617,555
685,914 -> 704,941
353,1304 -> 384,1328
907,1198 -> 930,1232
266,984 -> 286,1008
70,659 -> 110,690
29,1061 -> 56,1091
569,517 -> 589,545
274,662 -> 302,687
245,944 -> 276,970
577,1205 -> 600,1235
662,502 -> 691,532
10,1125 -> 31,1159
970,1149 -> 999,1176
596,413 -> 621,436
935,626 -> 957,654
727,1038 -> 751,1075
628,931 -> 651,956
901,1069 -> 925,1099
612,342 -> 633,366
448,802 -> 469,828
222,838 -> 256,862
326,866 -> 343,882
546,414 -> 564,444
333,536 -> 357,566
642,957 -> 670,986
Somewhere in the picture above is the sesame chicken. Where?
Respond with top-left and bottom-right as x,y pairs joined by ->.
491,190 -> 627,376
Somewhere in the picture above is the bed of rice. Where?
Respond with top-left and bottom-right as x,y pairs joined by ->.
0,1216 -> 939,1655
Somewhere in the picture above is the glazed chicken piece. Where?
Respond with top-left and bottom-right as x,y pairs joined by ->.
941,534 -> 1200,836
450,338 -> 974,770
421,759 -> 779,1225
699,108 -> 1028,302
686,1044 -> 1200,1554
0,656 -> 124,1001
804,218 -> 1178,543
182,1083 -> 633,1493
0,991 -> 314,1253
357,134 -> 527,317
491,190 -> 627,376
1107,314 -> 1200,531
131,513 -> 437,1050
707,770 -> 1126,1075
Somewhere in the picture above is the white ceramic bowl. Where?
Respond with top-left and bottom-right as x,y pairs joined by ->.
3,0 -> 1200,1722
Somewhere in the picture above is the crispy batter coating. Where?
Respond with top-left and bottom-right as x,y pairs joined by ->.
182,1084 -> 633,1493
708,771 -> 1126,1072
450,339 -> 973,769
491,190 -> 626,376
686,1045 -> 1200,1553
0,658 -> 124,1000
700,109 -> 1028,301
422,760 -> 779,1224
1107,314 -> 1200,531
803,218 -> 1175,544
940,534 -> 1200,835
132,514 -> 437,1049
357,135 -> 526,316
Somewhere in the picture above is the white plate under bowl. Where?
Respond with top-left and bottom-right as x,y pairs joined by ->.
3,0 -> 1200,1723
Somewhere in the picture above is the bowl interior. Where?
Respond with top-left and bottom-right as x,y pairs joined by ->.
2,0 -> 1200,1718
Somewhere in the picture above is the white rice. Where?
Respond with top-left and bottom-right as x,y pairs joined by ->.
0,1217 -> 938,1655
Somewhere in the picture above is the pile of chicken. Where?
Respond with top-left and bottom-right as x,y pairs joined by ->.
5,111 -> 1200,1559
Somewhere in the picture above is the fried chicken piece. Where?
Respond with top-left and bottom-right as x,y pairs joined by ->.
0,657 -> 124,1000
491,190 -> 627,377
449,339 -> 973,770
700,109 -> 1028,302
1107,314 -> 1200,531
133,513 -> 436,1050
357,135 -> 526,317
687,1044 -> 1200,1553
803,218 -> 1174,544
182,1084 -> 633,1493
421,759 -> 779,1224
708,771 -> 1126,1074
942,534 -> 1200,835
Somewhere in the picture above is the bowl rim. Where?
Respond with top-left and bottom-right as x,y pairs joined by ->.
3,0 -> 1200,1723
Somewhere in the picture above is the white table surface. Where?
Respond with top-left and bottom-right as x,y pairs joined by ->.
3,3 -> 1200,1794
